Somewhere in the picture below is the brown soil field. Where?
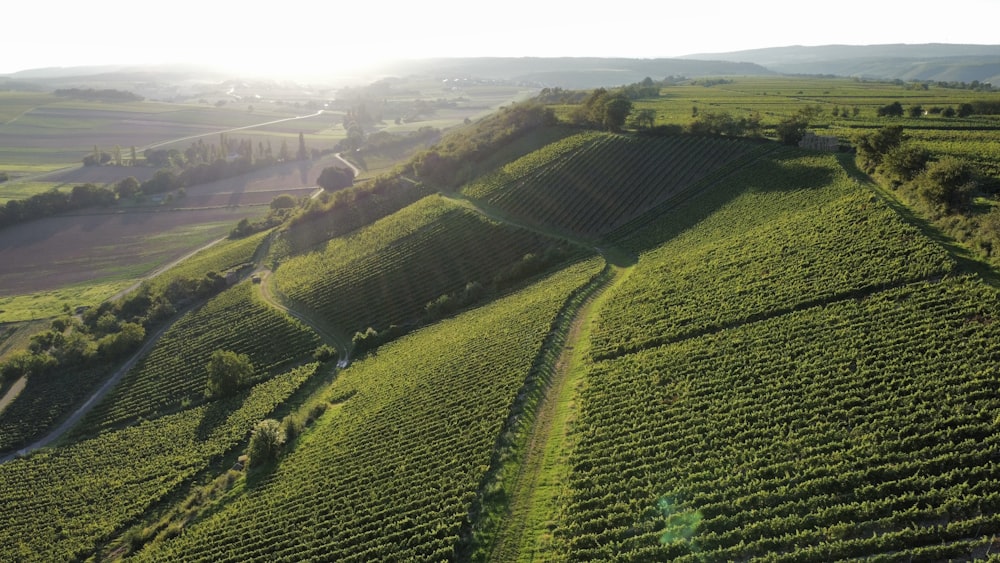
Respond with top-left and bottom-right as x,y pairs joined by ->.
0,207 -> 256,296
0,155 -> 351,296
45,165 -> 158,185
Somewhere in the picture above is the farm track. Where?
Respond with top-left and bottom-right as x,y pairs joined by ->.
0,301 -> 197,463
446,191 -> 638,560
487,259 -> 633,562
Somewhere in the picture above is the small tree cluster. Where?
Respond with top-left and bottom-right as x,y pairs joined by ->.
317,166 -> 354,191
570,88 -> 633,132
205,350 -> 254,398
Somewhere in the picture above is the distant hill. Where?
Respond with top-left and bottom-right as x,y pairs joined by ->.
374,57 -> 775,88
681,43 -> 1000,84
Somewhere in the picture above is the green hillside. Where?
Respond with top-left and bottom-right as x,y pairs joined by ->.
1,81 -> 999,563
274,194 -> 579,339
135,258 -> 603,561
542,150 -> 1000,560
463,132 -> 761,236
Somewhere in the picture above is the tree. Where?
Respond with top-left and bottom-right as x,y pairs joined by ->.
853,126 -> 905,173
879,145 -> 931,185
115,176 -> 140,199
632,108 -> 657,130
908,105 -> 924,118
205,350 -> 253,398
247,419 -> 285,467
775,115 -> 809,145
916,156 -> 976,213
297,132 -> 308,160
316,166 -> 354,191
877,101 -> 904,117
601,93 -> 633,132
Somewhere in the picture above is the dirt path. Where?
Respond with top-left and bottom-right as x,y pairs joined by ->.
107,237 -> 227,303
0,307 -> 187,463
0,376 -> 27,415
488,260 -> 632,562
254,269 -> 351,364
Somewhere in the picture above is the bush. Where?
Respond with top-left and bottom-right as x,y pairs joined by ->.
205,350 -> 254,398
247,419 -> 285,467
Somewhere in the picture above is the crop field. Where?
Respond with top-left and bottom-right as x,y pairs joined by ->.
275,194 -> 577,336
0,207 -> 255,297
77,281 -> 321,434
463,132 -> 763,236
135,258 -> 603,562
558,277 -> 1000,561
591,150 -> 956,358
0,363 -> 319,561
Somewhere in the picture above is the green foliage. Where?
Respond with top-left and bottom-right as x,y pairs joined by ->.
277,196 -> 570,339
877,100 -> 904,117
0,364 -> 316,561
915,156 -> 976,213
559,277 -> 1000,560
463,132 -> 759,236
409,100 -> 557,187
205,350 -> 254,399
134,259 -> 602,562
78,282 -> 320,433
570,88 -> 634,132
594,151 -> 955,359
269,194 -> 297,210
854,125 -> 905,173
878,144 -> 932,185
316,166 -> 354,191
689,110 -> 761,138
247,419 -> 285,467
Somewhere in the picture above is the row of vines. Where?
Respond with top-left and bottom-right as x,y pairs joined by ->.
135,259 -> 603,562
76,281 -> 319,435
275,195 -> 572,337
0,364 -> 318,561
462,133 -> 761,236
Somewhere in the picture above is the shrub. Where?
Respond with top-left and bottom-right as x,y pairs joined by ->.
247,419 -> 285,467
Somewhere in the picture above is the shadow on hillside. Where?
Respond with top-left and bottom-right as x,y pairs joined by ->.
617,148 -> 835,255
836,155 -> 1000,289
195,393 -> 244,441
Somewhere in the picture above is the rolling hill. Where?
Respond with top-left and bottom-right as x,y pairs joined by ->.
681,43 -> 1000,84
1,91 -> 1000,561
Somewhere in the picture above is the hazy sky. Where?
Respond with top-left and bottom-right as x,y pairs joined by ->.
3,0 -> 998,77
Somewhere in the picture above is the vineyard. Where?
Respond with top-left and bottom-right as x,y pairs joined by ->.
592,150 -> 957,359
75,281 -> 320,435
557,277 -> 1000,560
275,195 -> 577,337
134,258 -> 604,562
462,132 -> 761,236
1,73 -> 1000,563
0,363 -> 318,561
541,142 -> 1000,559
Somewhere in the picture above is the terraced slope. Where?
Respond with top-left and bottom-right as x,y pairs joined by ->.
274,194 -> 574,337
548,149 -> 1000,560
136,258 -> 604,562
462,132 -> 761,236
